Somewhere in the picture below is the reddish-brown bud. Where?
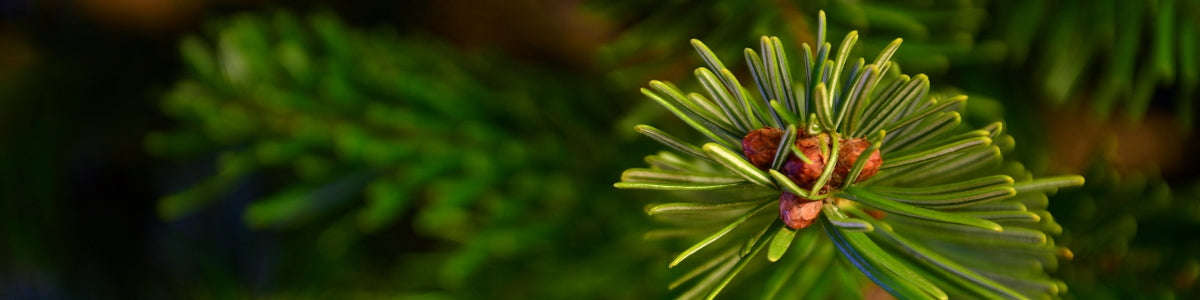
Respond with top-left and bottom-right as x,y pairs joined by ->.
832,138 -> 883,186
782,133 -> 828,190
741,127 -> 784,170
740,129 -> 885,231
780,192 -> 823,229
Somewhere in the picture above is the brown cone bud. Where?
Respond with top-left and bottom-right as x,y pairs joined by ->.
783,133 -> 828,190
741,128 -> 885,230
741,127 -> 784,170
780,192 -> 823,229
832,138 -> 883,186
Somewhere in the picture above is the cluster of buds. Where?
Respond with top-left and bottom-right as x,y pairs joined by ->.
741,127 -> 883,229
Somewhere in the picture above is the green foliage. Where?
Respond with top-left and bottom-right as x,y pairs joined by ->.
151,11 -> 531,234
594,0 -> 1000,88
149,11 -> 661,298
597,0 -> 1199,129
991,0 -> 1200,127
798,0 -> 1005,74
616,12 -> 1084,299
3,2 -> 1196,299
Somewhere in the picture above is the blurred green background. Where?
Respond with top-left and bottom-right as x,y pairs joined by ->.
0,0 -> 1197,298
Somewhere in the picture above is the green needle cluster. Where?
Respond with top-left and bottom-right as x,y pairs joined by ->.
616,11 -> 1084,299
149,12 -> 532,235
147,11 -> 655,297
